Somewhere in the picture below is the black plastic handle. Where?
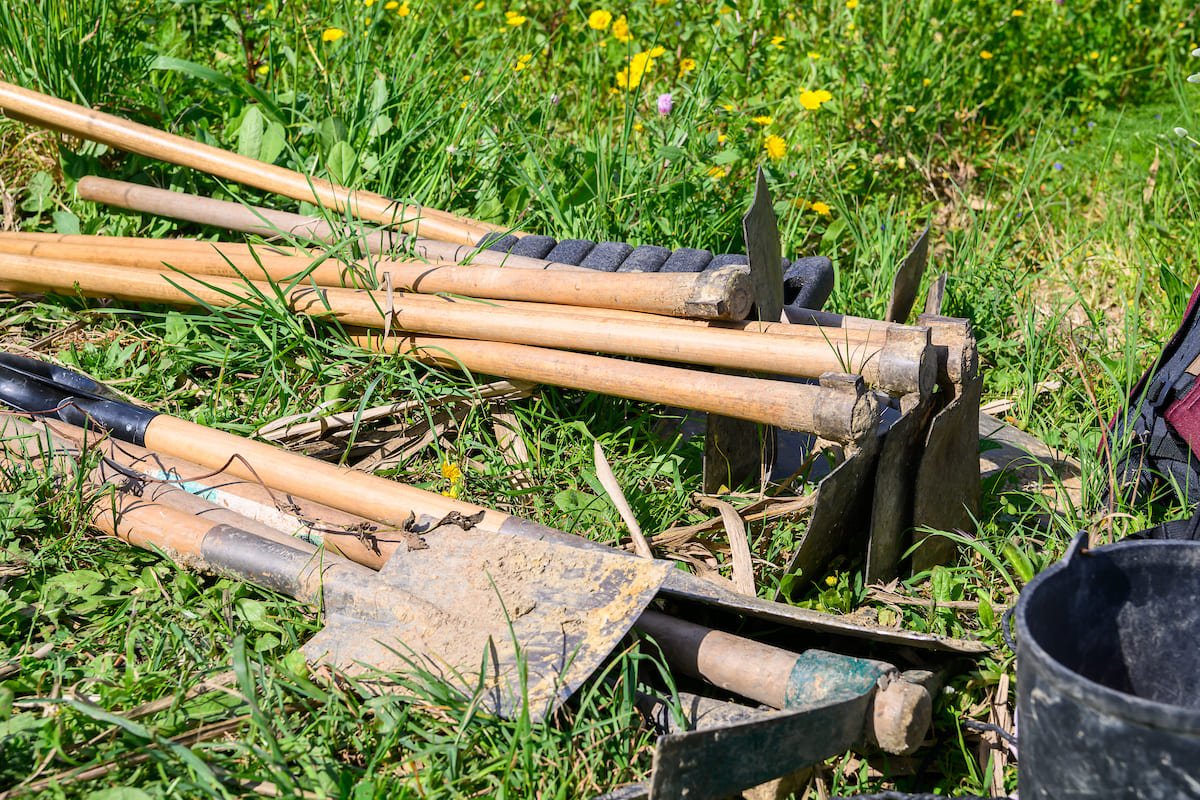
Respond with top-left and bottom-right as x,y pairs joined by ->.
0,353 -> 158,446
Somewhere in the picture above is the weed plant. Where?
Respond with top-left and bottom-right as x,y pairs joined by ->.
2,0 -> 1200,796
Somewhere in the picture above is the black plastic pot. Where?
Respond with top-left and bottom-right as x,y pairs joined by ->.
1016,532 -> 1200,798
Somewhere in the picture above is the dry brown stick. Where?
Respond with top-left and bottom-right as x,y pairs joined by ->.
592,440 -> 653,559
651,496 -> 816,548
256,378 -> 532,442
0,81 -> 504,246
696,497 -> 755,597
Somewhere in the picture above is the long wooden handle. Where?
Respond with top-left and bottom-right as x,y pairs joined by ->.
353,332 -> 879,440
0,236 -> 753,320
77,176 -> 581,271
0,81 -> 504,245
0,252 -> 933,395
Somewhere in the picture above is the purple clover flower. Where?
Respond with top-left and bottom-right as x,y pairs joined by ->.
657,93 -> 673,115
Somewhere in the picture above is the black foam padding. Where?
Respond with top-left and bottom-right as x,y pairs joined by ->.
783,256 -> 835,311
545,238 -> 596,266
660,247 -> 713,273
617,244 -> 672,272
579,241 -> 633,272
478,233 -> 519,252
508,234 -> 558,259
707,253 -> 749,269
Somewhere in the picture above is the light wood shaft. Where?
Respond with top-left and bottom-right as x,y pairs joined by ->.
636,609 -> 800,709
0,81 -> 504,245
0,253 -> 914,388
0,237 -> 752,320
76,176 -> 579,271
354,333 -> 876,439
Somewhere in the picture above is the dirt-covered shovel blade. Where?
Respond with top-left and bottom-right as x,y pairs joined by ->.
303,525 -> 669,720
0,356 -> 671,721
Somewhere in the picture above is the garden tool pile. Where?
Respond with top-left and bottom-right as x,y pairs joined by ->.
0,81 -> 986,797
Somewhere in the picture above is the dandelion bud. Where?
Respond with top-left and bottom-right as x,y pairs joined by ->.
1188,73 -> 1200,83
1176,127 -> 1190,137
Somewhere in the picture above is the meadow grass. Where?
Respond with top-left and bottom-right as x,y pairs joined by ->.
1,0 -> 1199,796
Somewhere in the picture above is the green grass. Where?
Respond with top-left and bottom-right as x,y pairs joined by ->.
3,0 -> 1200,796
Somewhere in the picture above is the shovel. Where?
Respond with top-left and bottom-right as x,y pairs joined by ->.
0,390 -> 669,724
0,352 -> 985,654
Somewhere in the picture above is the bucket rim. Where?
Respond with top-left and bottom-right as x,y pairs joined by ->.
1015,536 -> 1200,733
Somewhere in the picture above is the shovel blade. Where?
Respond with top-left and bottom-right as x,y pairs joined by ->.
304,526 -> 670,721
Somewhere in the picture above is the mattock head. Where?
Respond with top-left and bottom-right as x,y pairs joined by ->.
701,167 -> 785,494
742,165 -> 784,323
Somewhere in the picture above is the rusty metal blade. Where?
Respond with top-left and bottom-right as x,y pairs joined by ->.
885,226 -> 930,324
202,521 -> 668,722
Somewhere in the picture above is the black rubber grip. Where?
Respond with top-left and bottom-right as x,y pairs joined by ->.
579,241 -> 633,272
617,244 -> 672,273
545,238 -> 596,266
660,248 -> 714,273
508,234 -> 558,259
0,354 -> 158,446
783,256 -> 835,311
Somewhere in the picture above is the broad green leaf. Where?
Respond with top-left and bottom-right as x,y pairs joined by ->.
327,140 -> 357,184
260,120 -> 287,164
20,171 -> 54,213
238,105 -> 265,159
51,210 -> 80,235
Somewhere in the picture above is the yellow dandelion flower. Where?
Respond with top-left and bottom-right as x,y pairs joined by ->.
923,77 -> 931,86
616,68 -> 628,88
1012,9 -> 1024,15
799,90 -> 823,109
679,57 -> 696,76
824,574 -> 838,586
980,50 -> 993,59
385,0 -> 398,7
397,1 -> 411,15
846,0 -> 858,7
462,73 -> 471,81
810,201 -> 831,216
612,14 -> 631,42
813,89 -> 832,103
718,5 -> 733,13
441,486 -> 460,499
506,12 -> 526,25
770,35 -> 785,48
441,461 -> 463,481
1089,50 -> 1099,59
474,1 -> 484,7
649,45 -> 666,57
808,51 -> 821,59
717,132 -> 727,143
364,0 -> 375,5
764,134 -> 786,161
322,27 -> 345,42
633,123 -> 644,131
905,104 -> 916,112
256,64 -> 269,75
752,115 -> 773,125
707,166 -> 725,179
721,103 -> 735,112
588,9 -> 612,30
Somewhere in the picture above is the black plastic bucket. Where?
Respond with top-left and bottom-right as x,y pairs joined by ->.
1016,533 -> 1200,798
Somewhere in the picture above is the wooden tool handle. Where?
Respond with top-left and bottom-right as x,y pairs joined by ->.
356,333 -> 878,440
0,81 -> 503,245
0,236 -> 752,320
0,252 -> 930,393
78,176 -> 590,271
